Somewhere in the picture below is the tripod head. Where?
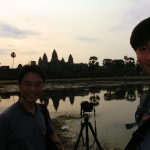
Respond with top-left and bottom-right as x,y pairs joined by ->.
82,114 -> 90,122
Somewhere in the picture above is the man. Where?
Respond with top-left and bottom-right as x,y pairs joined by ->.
130,17 -> 150,150
0,64 -> 64,150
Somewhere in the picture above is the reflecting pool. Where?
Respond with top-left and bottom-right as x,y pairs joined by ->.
0,83 -> 149,149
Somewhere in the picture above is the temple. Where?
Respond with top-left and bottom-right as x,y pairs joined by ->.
0,49 -> 89,79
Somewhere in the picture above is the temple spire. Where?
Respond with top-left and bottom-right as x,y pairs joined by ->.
43,53 -> 48,63
68,54 -> 74,64
51,49 -> 58,63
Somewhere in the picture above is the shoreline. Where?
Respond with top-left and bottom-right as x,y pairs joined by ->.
1,76 -> 150,94
0,76 -> 150,84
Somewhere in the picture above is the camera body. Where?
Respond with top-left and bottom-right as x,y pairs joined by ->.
81,101 -> 94,112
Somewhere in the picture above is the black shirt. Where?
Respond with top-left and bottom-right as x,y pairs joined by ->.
0,100 -> 54,150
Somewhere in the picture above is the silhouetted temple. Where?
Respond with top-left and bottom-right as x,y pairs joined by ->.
37,49 -> 87,78
38,49 -> 74,66
0,49 -> 142,79
0,49 -> 89,79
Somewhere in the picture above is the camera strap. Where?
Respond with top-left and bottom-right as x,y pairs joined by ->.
93,108 -> 97,135
38,104 -> 61,150
124,116 -> 150,150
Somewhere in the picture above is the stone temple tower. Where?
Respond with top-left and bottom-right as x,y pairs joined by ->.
51,49 -> 58,63
38,57 -> 43,66
43,53 -> 48,63
68,54 -> 74,64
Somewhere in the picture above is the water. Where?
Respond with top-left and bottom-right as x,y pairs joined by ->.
0,84 -> 149,149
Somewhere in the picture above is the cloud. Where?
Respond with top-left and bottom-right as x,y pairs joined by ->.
18,50 -> 38,55
0,23 -> 39,39
0,48 -> 15,55
77,37 -> 97,42
0,47 -> 38,56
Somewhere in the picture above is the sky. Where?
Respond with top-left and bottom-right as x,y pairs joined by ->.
0,0 -> 150,68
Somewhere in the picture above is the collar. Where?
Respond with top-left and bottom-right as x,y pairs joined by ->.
17,99 -> 39,115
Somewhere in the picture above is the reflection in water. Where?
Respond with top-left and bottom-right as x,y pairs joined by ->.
89,87 -> 100,106
125,90 -> 136,101
0,84 -> 149,111
1,94 -> 11,99
89,94 -> 100,106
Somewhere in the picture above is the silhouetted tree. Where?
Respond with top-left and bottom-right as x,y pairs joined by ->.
88,56 -> 99,80
124,56 -> 135,75
89,93 -> 100,106
112,59 -> 125,76
103,59 -> 113,76
103,59 -> 113,68
11,52 -> 16,68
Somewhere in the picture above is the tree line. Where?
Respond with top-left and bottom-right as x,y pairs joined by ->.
0,54 -> 145,80
88,55 -> 144,78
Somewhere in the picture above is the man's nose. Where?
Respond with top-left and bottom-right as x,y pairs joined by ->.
30,85 -> 36,91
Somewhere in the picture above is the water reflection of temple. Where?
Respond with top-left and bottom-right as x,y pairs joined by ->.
0,84 -> 149,111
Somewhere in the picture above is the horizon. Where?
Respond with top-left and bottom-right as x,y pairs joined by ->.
1,49 -> 136,68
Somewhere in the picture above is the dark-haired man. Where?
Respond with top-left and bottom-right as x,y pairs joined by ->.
0,64 -> 64,150
130,17 -> 150,150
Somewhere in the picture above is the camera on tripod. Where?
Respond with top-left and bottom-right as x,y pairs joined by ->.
80,101 -> 94,115
74,101 -> 103,150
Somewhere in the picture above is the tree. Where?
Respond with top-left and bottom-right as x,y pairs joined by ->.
124,56 -> 135,75
11,52 -> 16,68
102,59 -> 113,76
112,59 -> 125,76
103,59 -> 113,68
89,94 -> 100,106
88,56 -> 99,79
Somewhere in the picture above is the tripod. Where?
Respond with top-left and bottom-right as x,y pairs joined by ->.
74,114 -> 103,150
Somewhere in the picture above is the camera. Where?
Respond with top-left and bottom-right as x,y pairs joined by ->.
81,101 -> 94,112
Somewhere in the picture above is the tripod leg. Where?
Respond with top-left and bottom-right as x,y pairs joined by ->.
74,122 -> 85,150
85,123 -> 89,150
88,122 -> 103,150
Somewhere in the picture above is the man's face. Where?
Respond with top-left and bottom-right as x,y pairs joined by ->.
18,72 -> 44,104
135,42 -> 150,75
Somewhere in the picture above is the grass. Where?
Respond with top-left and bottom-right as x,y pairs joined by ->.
0,76 -> 150,85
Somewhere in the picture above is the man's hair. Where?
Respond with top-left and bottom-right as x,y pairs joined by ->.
18,64 -> 46,84
130,17 -> 150,50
